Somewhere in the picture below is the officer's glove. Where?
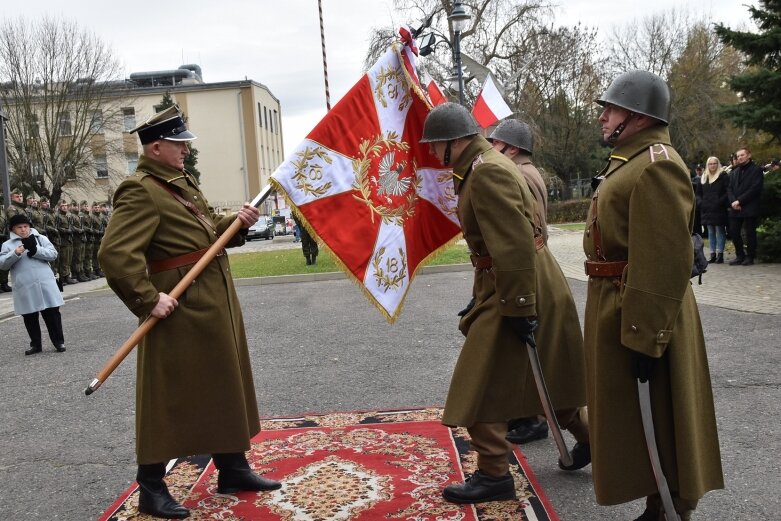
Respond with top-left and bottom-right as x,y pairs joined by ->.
505,316 -> 539,347
457,296 -> 476,317
631,350 -> 656,383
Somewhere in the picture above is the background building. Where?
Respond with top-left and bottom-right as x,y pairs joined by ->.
63,64 -> 286,217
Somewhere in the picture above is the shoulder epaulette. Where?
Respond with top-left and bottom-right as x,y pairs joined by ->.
648,143 -> 671,163
609,154 -> 630,162
471,153 -> 485,170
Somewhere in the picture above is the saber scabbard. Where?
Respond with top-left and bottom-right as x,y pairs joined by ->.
526,341 -> 572,466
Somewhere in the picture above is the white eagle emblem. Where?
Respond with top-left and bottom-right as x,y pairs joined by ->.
376,151 -> 411,198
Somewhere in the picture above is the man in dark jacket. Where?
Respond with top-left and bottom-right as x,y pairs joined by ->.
727,147 -> 764,265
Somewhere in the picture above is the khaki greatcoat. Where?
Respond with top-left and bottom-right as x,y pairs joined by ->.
583,126 -> 723,505
98,155 -> 260,464
442,136 -> 585,427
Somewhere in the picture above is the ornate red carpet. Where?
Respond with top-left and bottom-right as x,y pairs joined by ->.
99,408 -> 558,520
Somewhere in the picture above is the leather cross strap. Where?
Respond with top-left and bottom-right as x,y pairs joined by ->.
149,177 -> 217,235
147,246 -> 226,275
469,234 -> 546,270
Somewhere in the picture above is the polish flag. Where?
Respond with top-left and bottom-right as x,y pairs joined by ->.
426,78 -> 447,106
471,75 -> 513,128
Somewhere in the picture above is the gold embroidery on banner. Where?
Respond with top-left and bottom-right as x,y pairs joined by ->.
352,133 -> 420,225
374,65 -> 412,111
291,146 -> 334,197
372,246 -> 408,292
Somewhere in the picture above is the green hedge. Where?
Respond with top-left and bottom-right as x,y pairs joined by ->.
549,198 -> 591,224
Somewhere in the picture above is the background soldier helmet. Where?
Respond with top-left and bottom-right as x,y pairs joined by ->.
420,102 -> 480,143
595,70 -> 671,125
488,119 -> 534,154
130,104 -> 197,144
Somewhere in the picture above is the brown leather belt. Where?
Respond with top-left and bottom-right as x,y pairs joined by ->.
147,247 -> 226,275
584,260 -> 627,277
470,235 -> 546,270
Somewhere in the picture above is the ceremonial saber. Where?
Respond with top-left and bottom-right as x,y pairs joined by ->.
525,339 -> 573,467
85,185 -> 273,396
638,380 -> 681,521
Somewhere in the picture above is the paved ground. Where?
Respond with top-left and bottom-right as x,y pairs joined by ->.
0,229 -> 778,520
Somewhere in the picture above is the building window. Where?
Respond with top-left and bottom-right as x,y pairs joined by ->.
258,103 -> 262,127
28,113 -> 40,138
264,107 -> 268,129
95,155 -> 108,178
59,112 -> 72,136
273,110 -> 279,134
122,107 -> 136,132
90,110 -> 104,134
126,153 -> 138,174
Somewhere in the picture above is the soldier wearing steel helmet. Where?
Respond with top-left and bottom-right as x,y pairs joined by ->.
421,102 -> 543,504
584,70 -> 723,520
489,119 -> 590,460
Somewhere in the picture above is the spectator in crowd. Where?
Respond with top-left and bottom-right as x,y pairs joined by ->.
727,147 -> 764,266
0,214 -> 65,355
692,164 -> 704,236
764,158 -> 780,174
700,157 -> 730,264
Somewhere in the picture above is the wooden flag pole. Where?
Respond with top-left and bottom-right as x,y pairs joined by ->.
85,185 -> 273,395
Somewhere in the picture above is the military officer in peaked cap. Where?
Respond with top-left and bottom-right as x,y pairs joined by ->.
583,70 -> 723,520
98,105 -> 278,519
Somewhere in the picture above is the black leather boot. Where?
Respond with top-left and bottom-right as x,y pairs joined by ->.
305,254 -> 312,265
311,253 -> 317,265
212,452 -> 281,494
1,283 -> 12,292
716,253 -> 724,264
506,417 -> 548,444
558,442 -> 591,471
136,463 -> 190,519
442,470 -> 516,504
708,252 -> 717,263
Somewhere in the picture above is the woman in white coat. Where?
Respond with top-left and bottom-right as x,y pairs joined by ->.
0,214 -> 65,355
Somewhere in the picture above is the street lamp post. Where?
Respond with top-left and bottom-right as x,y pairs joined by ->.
448,0 -> 471,106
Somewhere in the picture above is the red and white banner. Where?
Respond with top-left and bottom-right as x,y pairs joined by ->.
471,75 -> 513,128
271,35 -> 461,322
421,71 -> 447,107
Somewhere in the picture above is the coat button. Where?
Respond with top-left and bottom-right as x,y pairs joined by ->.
500,298 -> 506,304
518,297 -> 526,304
586,229 -> 590,237
658,332 -> 664,339
631,325 -> 638,332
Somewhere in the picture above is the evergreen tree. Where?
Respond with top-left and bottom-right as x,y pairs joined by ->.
715,0 -> 781,141
157,91 -> 201,182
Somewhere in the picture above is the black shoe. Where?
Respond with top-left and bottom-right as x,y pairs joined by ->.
212,452 -> 281,494
716,253 -> 724,264
442,470 -> 516,504
54,344 -> 66,353
137,464 -> 190,519
305,255 -> 312,265
25,345 -> 42,356
1,283 -> 12,292
77,273 -> 90,282
741,257 -> 754,266
728,257 -> 745,266
217,469 -> 282,494
506,418 -> 548,444
633,509 -> 660,521
87,272 -> 98,280
311,255 -> 317,265
65,277 -> 78,284
708,253 -> 717,263
558,442 -> 591,471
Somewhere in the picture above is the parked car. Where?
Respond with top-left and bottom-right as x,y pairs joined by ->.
246,217 -> 275,241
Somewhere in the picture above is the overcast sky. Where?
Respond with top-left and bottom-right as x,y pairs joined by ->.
2,1 -> 755,153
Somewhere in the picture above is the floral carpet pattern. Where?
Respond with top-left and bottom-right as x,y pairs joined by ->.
99,408 -> 558,520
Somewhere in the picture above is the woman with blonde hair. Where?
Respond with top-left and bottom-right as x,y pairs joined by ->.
700,156 -> 730,263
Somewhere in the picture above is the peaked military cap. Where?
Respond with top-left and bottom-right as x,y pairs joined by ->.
130,105 -> 197,145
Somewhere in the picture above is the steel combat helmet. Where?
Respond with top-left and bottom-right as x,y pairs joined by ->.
596,70 -> 671,124
420,102 -> 480,143
488,119 -> 533,154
